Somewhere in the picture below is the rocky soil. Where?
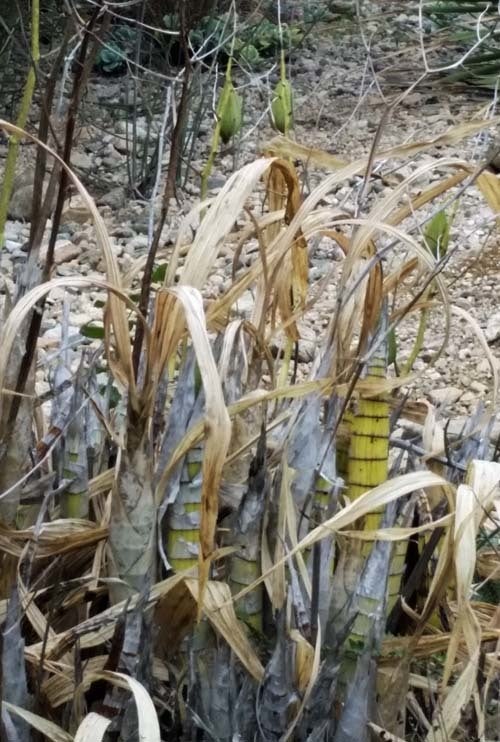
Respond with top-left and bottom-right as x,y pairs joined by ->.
1,1 -> 500,440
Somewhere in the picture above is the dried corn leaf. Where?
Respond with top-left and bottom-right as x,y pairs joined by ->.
167,287 -> 231,612
74,712 -> 112,741
0,276 -> 140,427
476,170 -> 500,219
185,578 -> 264,681
25,571 -> 191,662
266,118 -> 500,170
166,157 -> 275,290
88,671 -> 160,741
425,479 -> 481,742
0,519 -> 107,558
231,471 -> 449,604
0,121 -> 135,394
2,702 -> 72,742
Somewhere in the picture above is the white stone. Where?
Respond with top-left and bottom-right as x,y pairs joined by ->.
485,312 -> 500,343
429,387 -> 462,405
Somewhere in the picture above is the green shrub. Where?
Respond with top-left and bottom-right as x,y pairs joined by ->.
429,1 -> 500,87
94,24 -> 138,74
163,12 -> 313,67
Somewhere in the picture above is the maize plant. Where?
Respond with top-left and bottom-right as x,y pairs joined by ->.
345,316 -> 409,619
0,96 -> 500,742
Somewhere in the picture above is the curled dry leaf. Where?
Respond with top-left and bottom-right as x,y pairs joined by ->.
2,701 -> 72,742
0,120 -> 135,395
74,712 -> 112,742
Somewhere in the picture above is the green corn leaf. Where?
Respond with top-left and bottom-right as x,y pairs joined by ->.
387,327 -> 397,368
152,262 -> 168,283
424,210 -> 450,259
80,322 -> 105,339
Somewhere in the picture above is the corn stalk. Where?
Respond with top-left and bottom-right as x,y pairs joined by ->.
166,444 -> 203,573
0,0 -> 40,593
229,425 -> 267,632
0,0 -> 39,247
61,358 -> 89,520
109,412 -> 156,603
346,344 -> 407,615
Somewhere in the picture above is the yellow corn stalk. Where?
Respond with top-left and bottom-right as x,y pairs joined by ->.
166,445 -> 203,573
305,471 -> 331,573
310,473 -> 331,529
346,350 -> 389,524
166,442 -> 221,719
229,551 -> 263,632
306,405 -> 352,585
346,337 -> 407,642
336,405 -> 353,483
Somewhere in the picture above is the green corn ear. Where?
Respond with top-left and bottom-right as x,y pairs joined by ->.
218,82 -> 243,144
217,56 -> 243,145
271,78 -> 293,134
271,50 -> 293,134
